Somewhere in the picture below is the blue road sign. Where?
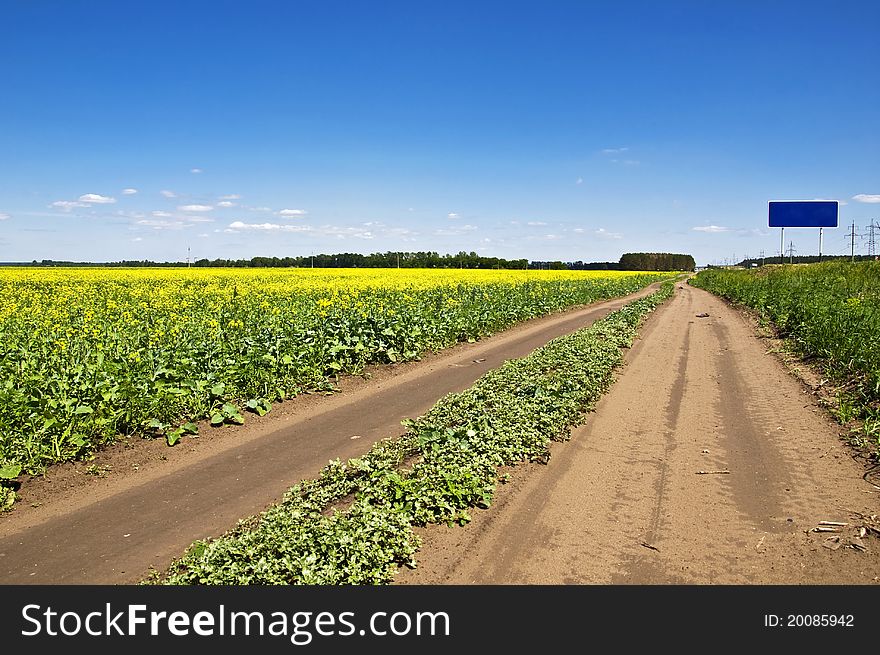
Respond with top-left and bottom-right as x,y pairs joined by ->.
769,200 -> 838,228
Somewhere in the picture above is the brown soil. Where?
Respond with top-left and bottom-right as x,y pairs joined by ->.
395,283 -> 880,584
0,283 -> 663,584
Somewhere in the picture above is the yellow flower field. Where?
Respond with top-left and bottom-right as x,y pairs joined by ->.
0,267 -> 673,483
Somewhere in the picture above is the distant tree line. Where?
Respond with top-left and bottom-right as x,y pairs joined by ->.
617,253 -> 696,271
194,251 -> 529,269
734,254 -> 878,267
9,251 -> 696,271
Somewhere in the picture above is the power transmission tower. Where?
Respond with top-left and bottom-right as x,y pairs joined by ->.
868,221 -> 878,258
786,241 -> 796,264
759,249 -> 765,266
846,222 -> 859,262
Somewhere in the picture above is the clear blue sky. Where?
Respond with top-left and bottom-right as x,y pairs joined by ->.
1,0 -> 877,266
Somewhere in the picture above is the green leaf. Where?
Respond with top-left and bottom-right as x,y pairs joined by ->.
211,383 -> 226,397
73,405 -> 94,415
0,487 -> 15,511
210,413 -> 225,426
0,462 -> 22,479
181,422 -> 199,435
166,428 -> 184,446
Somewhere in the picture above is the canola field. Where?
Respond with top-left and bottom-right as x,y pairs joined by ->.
0,267 -> 671,482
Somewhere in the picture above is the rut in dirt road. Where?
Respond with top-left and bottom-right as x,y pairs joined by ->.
396,284 -> 880,584
0,284 -> 665,585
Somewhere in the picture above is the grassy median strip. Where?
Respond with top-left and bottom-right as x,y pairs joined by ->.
150,282 -> 674,585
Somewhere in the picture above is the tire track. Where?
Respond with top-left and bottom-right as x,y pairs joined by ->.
398,284 -> 880,585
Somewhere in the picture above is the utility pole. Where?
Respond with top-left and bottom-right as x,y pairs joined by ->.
759,249 -> 765,266
787,241 -> 796,264
846,222 -> 859,262
187,246 -> 191,267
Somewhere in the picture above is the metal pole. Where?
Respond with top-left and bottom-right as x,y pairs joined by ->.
780,227 -> 784,264
851,222 -> 856,262
819,227 -> 823,259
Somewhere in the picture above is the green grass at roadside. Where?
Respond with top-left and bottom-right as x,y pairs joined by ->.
690,262 -> 880,453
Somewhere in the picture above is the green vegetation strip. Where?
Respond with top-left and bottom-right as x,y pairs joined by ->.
152,282 -> 674,585
691,262 -> 880,450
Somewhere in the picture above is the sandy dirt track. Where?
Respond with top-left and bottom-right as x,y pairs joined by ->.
0,283 -> 663,584
396,283 -> 880,584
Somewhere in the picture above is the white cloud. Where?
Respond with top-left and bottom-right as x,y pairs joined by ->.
219,194 -> 241,200
132,237 -> 143,242
433,224 -> 478,236
0,212 -> 9,220
527,221 -> 547,226
217,201 -> 236,208
227,220 -> 312,233
160,190 -> 177,198
853,194 -> 880,203
190,168 -> 203,174
78,193 -> 116,204
137,219 -> 185,230
115,209 -> 145,219
182,215 -> 214,223
447,212 -> 459,219
197,233 -> 209,238
594,228 -> 623,239
278,209 -> 307,217
601,147 -> 629,154
693,225 -> 729,233
122,188 -> 138,195
152,210 -> 173,218
573,227 -> 585,233
178,204 -> 213,212
51,200 -> 90,210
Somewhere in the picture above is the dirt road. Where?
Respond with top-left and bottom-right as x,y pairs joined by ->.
0,283 -> 663,584
396,283 -> 880,584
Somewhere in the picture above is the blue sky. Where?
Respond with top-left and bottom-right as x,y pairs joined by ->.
1,1 -> 877,266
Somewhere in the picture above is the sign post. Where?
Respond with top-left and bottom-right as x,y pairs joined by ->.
769,200 -> 839,261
